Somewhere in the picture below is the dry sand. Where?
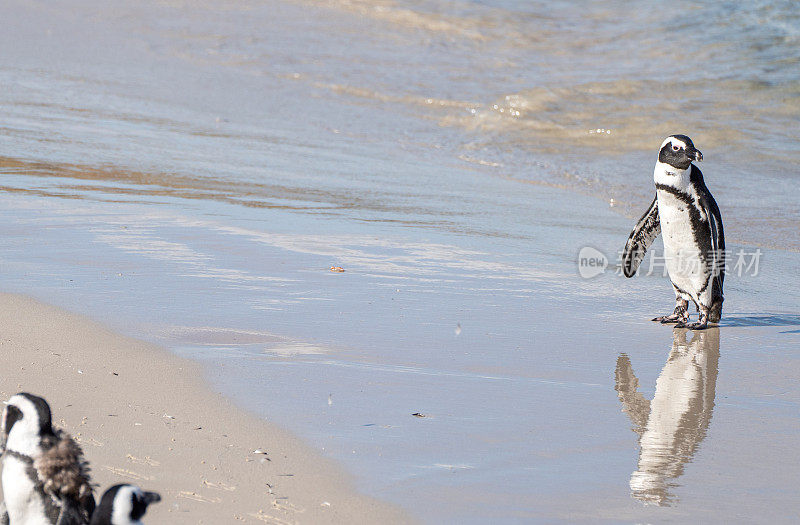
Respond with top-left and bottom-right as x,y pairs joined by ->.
0,293 -> 408,524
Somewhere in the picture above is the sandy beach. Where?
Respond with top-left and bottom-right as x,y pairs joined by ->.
0,293 -> 407,524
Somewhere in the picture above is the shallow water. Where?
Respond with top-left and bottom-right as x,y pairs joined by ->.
0,0 -> 799,522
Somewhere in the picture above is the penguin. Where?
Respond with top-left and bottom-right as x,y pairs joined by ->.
622,135 -> 725,330
89,485 -> 160,525
0,393 -> 95,525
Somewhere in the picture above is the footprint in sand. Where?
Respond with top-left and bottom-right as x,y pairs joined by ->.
202,480 -> 236,492
126,454 -> 160,467
102,466 -> 154,481
75,436 -> 104,447
271,499 -> 305,514
247,511 -> 295,525
177,491 -> 222,504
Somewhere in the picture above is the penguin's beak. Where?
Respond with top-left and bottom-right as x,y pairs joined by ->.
689,147 -> 703,162
143,491 -> 161,505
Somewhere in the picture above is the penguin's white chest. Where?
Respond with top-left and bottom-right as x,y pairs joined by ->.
656,190 -> 706,294
3,456 -> 51,525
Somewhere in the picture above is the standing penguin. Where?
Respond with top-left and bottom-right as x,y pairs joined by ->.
622,135 -> 725,330
89,485 -> 160,525
0,393 -> 95,525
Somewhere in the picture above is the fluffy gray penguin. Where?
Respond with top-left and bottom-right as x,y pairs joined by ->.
622,135 -> 725,330
89,485 -> 160,525
0,393 -> 95,525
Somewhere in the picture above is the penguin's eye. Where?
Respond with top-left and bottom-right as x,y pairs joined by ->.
672,145 -> 680,151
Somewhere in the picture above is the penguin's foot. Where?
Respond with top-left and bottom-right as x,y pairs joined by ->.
676,313 -> 708,330
675,320 -> 708,330
652,311 -> 688,324
652,314 -> 681,324
652,304 -> 688,324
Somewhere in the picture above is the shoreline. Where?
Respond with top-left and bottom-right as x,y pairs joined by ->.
0,292 -> 408,524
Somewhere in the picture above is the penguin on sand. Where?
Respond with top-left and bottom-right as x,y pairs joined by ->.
0,393 -> 95,525
622,135 -> 725,330
89,485 -> 160,525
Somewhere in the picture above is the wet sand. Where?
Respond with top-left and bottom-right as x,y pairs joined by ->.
0,182 -> 797,523
0,293 -> 407,524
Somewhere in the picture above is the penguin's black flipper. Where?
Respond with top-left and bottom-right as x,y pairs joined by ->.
691,165 -> 725,322
622,195 -> 661,277
699,188 -> 725,291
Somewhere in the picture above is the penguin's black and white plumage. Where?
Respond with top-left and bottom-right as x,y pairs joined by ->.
89,485 -> 160,525
623,135 -> 725,330
0,393 -> 95,525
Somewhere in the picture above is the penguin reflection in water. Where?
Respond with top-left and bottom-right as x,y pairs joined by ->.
622,135 -> 724,330
615,328 -> 720,505
0,393 -> 95,525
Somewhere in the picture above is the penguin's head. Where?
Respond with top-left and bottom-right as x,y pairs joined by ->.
658,135 -> 702,171
2,393 -> 54,455
93,484 -> 161,525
